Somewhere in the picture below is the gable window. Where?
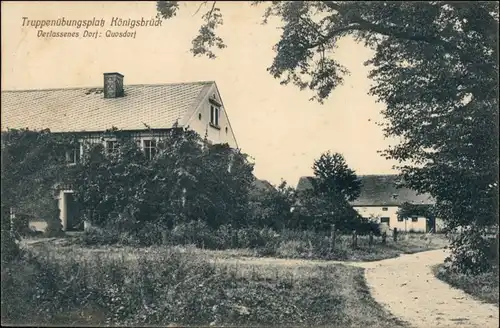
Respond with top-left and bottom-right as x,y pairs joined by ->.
382,207 -> 388,211
210,105 -> 219,127
106,140 -> 118,154
144,139 -> 157,160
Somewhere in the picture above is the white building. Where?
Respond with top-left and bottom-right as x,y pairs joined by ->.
1,72 -> 239,231
296,174 -> 444,233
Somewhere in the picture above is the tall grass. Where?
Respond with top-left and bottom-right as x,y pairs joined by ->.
1,245 -> 403,327
433,264 -> 499,306
79,223 -> 449,262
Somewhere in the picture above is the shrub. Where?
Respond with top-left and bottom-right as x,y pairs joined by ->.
446,227 -> 498,275
81,226 -> 120,246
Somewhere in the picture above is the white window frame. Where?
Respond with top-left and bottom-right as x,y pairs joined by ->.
104,139 -> 118,154
66,142 -> 82,165
210,105 -> 220,127
143,138 -> 157,160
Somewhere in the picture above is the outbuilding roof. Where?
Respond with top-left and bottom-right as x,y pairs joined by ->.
296,174 -> 434,206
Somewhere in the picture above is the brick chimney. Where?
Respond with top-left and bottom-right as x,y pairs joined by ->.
103,72 -> 124,98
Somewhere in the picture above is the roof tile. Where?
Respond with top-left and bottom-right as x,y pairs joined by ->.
296,174 -> 434,206
1,82 -> 214,132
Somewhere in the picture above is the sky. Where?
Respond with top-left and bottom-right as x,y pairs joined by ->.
1,1 -> 399,187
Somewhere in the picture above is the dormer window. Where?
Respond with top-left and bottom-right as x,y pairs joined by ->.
392,194 -> 399,200
210,105 -> 219,127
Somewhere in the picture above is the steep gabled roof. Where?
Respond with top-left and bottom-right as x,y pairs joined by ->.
296,174 -> 435,206
296,176 -> 315,193
1,81 -> 214,133
250,179 -> 276,199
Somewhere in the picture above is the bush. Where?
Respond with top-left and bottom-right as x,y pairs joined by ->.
446,228 -> 498,275
81,226 -> 120,246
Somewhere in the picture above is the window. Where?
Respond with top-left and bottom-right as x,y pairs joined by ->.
397,216 -> 404,222
144,139 -> 157,160
392,194 -> 399,200
106,140 -> 118,154
411,216 -> 418,222
66,143 -> 81,164
199,113 -> 202,120
382,207 -> 388,211
380,217 -> 390,227
210,105 -> 219,127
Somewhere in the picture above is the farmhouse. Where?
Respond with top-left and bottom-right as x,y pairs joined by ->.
296,174 -> 444,233
1,72 -> 239,231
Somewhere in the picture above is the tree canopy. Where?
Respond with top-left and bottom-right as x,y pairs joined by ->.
157,1 -> 499,273
312,151 -> 361,202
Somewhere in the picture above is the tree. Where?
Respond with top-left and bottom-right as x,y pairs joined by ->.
397,202 -> 435,222
312,151 -> 361,202
248,180 -> 296,230
293,152 -> 375,233
189,143 -> 255,229
157,1 -> 499,273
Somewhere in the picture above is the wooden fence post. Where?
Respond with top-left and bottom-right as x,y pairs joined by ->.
382,231 -> 387,244
393,228 -> 398,242
330,224 -> 336,251
351,230 -> 358,248
369,231 -> 374,247
161,231 -> 168,246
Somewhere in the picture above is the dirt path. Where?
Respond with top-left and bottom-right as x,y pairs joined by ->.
23,239 -> 498,327
361,249 -> 498,328
212,249 -> 499,328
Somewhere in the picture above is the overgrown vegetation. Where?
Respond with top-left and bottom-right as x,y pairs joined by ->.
1,245 -> 404,327
77,223 -> 447,262
157,1 -> 499,275
58,128 -> 374,248
1,129 -> 71,262
68,126 -> 254,235
433,264 -> 499,306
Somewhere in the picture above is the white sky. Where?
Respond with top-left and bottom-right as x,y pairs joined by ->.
1,1 -> 399,187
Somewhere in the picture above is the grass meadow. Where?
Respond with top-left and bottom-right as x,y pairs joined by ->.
1,239 -> 409,327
